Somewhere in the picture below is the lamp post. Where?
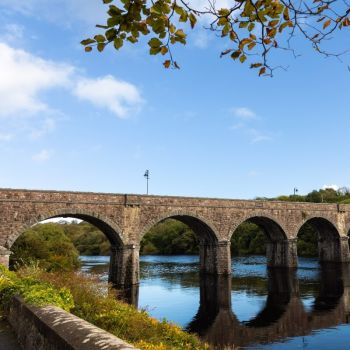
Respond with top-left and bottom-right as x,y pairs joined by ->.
294,188 -> 298,196
144,170 -> 150,195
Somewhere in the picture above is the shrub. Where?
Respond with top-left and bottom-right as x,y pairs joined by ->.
0,266 -> 206,350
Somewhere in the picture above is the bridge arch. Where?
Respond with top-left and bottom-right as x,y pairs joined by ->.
5,207 -> 125,249
5,207 -> 135,287
229,213 -> 296,267
139,211 -> 230,275
296,217 -> 348,262
140,210 -> 220,243
229,212 -> 288,242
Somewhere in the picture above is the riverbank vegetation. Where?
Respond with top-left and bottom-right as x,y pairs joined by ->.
0,265 -> 205,350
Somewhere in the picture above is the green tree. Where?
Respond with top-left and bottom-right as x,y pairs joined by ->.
297,223 -> 318,257
81,0 -> 350,75
141,219 -> 198,255
10,223 -> 80,271
231,222 -> 266,255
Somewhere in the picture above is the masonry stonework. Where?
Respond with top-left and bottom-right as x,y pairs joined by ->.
1,188 -> 350,287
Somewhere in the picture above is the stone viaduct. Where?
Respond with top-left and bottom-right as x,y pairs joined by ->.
1,188 -> 350,287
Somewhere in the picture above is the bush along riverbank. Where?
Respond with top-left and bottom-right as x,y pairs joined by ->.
0,265 -> 206,350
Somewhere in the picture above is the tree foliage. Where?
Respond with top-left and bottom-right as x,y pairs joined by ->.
10,223 -> 81,272
81,0 -> 350,75
231,222 -> 267,255
62,221 -> 111,256
273,186 -> 350,203
141,219 -> 199,254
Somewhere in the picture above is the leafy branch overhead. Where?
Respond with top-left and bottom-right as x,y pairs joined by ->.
81,0 -> 350,75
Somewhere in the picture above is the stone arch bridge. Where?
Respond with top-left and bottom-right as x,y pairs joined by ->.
1,188 -> 350,287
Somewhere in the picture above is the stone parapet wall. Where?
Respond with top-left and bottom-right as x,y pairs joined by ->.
7,297 -> 138,350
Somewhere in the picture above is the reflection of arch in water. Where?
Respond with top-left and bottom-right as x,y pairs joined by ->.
186,275 -> 232,336
189,265 -> 350,349
140,212 -> 230,275
243,268 -> 298,328
312,263 -> 345,313
296,217 -> 348,263
230,215 -> 297,268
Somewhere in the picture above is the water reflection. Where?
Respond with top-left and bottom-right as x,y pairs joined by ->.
79,256 -> 350,349
187,264 -> 350,349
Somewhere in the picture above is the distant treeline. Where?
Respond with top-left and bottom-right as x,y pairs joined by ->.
258,187 -> 350,204
9,187 -> 348,270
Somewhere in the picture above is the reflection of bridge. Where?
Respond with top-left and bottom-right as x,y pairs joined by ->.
187,264 -> 350,349
1,188 -> 350,286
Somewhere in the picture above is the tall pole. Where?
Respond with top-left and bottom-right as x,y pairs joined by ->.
144,170 -> 150,195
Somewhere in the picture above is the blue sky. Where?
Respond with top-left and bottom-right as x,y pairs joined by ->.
0,0 -> 349,199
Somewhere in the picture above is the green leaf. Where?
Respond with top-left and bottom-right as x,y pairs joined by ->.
150,46 -> 161,55
148,37 -> 162,48
175,29 -> 186,39
84,46 -> 93,52
114,37 -> 123,49
189,13 -> 197,28
81,38 -> 96,45
248,22 -> 255,31
239,54 -> 247,63
160,46 -> 168,55
108,5 -> 122,16
127,36 -> 138,43
107,17 -> 119,27
103,0 -> 113,4
97,43 -> 106,52
94,34 -> 106,42
105,28 -> 117,41
231,50 -> 241,59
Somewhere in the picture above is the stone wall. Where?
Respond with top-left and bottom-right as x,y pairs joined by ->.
1,188 -> 350,286
7,297 -> 138,350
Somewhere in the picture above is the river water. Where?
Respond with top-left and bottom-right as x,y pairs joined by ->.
80,255 -> 350,349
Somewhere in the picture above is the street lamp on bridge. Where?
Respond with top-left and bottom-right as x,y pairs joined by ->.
144,170 -> 150,195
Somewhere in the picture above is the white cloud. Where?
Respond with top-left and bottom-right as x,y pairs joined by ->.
231,107 -> 257,120
0,42 -> 74,117
32,149 -> 52,162
322,184 -> 339,191
229,107 -> 273,143
0,41 -> 144,132
73,75 -> 144,119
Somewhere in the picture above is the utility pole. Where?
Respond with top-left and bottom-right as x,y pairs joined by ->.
144,170 -> 150,195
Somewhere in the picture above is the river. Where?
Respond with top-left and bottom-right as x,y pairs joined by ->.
80,255 -> 350,349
